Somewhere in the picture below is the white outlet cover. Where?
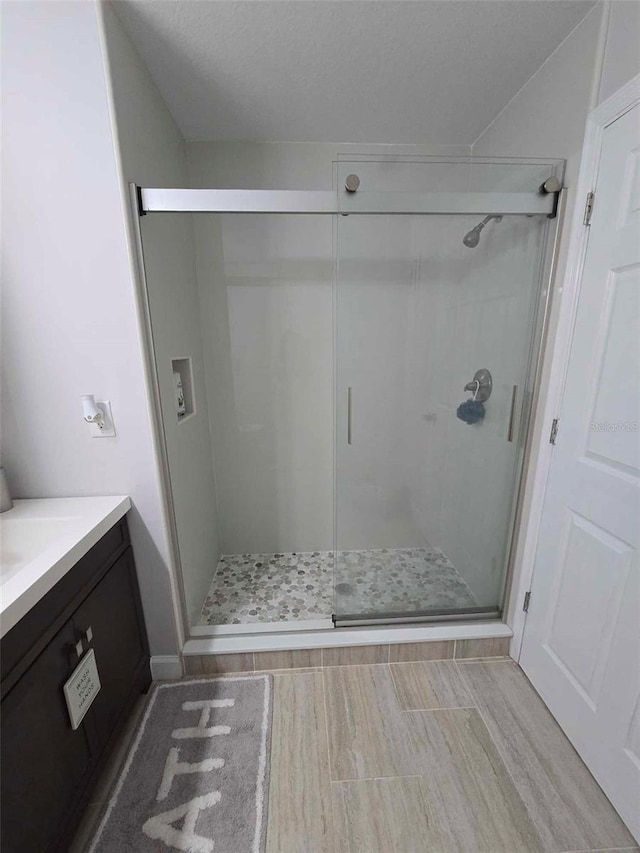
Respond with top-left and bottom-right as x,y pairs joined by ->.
90,401 -> 116,438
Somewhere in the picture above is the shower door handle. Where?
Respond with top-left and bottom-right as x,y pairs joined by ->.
507,385 -> 518,443
347,387 -> 352,445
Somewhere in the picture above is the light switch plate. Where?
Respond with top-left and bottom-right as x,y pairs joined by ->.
90,401 -> 116,437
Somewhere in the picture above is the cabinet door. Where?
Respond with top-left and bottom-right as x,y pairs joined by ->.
72,547 -> 148,748
1,621 -> 92,853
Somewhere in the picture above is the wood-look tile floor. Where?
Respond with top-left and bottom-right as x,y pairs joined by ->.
267,660 -> 637,853
71,661 -> 638,853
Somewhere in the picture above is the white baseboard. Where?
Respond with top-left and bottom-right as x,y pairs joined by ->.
150,655 -> 184,680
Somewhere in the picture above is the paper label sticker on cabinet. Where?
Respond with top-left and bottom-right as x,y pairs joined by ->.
64,648 -> 101,730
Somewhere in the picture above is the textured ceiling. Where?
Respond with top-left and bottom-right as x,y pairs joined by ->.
113,0 -> 596,144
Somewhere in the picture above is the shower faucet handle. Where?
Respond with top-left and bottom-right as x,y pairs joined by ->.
463,369 -> 493,403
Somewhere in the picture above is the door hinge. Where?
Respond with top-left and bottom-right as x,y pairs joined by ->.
523,591 -> 532,612
583,191 -> 595,226
549,418 -> 559,445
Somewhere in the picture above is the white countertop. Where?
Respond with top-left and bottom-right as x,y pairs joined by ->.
0,496 -> 131,637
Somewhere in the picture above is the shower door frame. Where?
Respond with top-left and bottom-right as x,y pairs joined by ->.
131,157 -> 565,641
139,187 -> 556,216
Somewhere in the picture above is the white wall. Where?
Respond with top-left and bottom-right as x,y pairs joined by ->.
598,1 -> 640,104
1,1 -> 178,655
473,4 -> 603,260
100,3 -> 220,627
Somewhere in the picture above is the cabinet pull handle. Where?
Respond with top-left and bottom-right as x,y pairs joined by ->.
347,387 -> 352,446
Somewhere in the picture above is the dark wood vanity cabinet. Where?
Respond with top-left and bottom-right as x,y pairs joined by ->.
1,620 -> 94,853
0,515 -> 152,853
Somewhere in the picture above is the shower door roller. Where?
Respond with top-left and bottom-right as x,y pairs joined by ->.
540,176 -> 561,194
345,174 -> 360,193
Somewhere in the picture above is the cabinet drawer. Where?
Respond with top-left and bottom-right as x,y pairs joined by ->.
1,621 -> 93,853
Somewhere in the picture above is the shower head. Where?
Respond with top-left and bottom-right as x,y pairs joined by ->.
462,214 -> 503,248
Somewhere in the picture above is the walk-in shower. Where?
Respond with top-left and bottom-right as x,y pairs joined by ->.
133,155 -> 564,638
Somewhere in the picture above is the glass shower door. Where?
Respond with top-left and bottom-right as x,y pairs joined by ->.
334,158 -> 555,624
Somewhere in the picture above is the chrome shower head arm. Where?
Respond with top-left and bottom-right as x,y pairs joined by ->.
478,214 -> 503,228
462,214 -> 503,248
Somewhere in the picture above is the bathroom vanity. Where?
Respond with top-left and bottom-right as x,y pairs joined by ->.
0,497 -> 151,853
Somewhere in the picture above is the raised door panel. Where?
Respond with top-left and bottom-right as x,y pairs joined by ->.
544,511 -> 633,706
0,620 -> 92,853
73,547 -> 149,749
585,265 -> 640,473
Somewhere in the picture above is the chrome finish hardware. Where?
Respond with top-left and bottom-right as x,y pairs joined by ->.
583,191 -> 595,226
347,387 -> 353,445
540,176 -> 561,194
335,606 -> 501,627
71,628 -> 92,659
523,591 -> 532,612
344,174 -> 360,193
539,177 -> 562,218
140,187 -> 557,216
463,368 -> 492,403
507,385 -> 518,443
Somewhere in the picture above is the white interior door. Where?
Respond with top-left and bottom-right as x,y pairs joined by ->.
520,100 -> 640,840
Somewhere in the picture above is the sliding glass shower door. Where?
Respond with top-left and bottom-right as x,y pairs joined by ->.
334,158 -> 559,624
135,154 -> 562,633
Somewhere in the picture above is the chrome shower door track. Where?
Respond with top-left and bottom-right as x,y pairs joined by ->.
138,187 -> 557,217
334,606 -> 501,628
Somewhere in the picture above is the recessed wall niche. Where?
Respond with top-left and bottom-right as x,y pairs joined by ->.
171,357 -> 195,421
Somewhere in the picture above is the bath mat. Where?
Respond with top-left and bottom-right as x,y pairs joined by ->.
88,675 -> 272,853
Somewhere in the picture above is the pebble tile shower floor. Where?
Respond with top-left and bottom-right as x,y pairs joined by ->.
197,548 -> 476,625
